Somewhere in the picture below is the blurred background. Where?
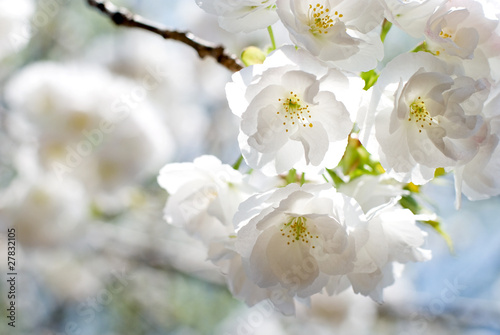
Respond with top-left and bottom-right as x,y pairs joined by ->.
0,0 -> 499,334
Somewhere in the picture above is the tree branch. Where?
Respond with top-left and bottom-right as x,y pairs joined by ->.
86,0 -> 244,72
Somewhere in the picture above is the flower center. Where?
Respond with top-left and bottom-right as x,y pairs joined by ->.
280,216 -> 319,248
277,91 -> 313,133
308,3 -> 343,35
439,29 -> 453,39
408,96 -> 436,133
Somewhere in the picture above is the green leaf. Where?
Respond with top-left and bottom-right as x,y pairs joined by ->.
241,46 -> 266,66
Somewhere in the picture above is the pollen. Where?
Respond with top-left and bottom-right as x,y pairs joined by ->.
308,3 -> 343,35
280,216 -> 318,249
278,91 -> 313,133
408,96 -> 436,133
439,30 -> 453,39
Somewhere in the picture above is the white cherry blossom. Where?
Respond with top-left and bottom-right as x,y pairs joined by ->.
424,0 -> 499,60
196,0 -> 278,33
225,182 -> 430,312
276,0 -> 384,71
232,183 -> 362,312
359,52 -> 489,185
226,46 -> 364,176
157,155 -> 258,243
336,177 -> 432,302
346,206 -> 431,302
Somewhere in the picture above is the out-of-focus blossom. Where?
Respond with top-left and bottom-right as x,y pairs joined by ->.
292,290 -> 377,335
4,61 -> 174,192
359,52 -> 489,185
28,250 -> 104,302
277,0 -> 384,71
196,0 -> 279,33
226,46 -> 363,176
0,176 -> 88,248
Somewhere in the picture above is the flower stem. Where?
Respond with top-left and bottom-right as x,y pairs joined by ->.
267,26 -> 276,51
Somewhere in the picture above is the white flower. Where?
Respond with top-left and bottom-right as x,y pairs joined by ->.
276,0 -> 384,71
359,52 -> 489,185
380,0 -> 445,38
225,182 -> 430,312
196,0 -> 279,33
232,183 -> 361,312
336,186 -> 432,302
424,0 -> 499,60
226,46 -> 364,176
158,155 -> 261,243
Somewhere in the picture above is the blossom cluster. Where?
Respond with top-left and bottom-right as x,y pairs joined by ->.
158,0 -> 500,314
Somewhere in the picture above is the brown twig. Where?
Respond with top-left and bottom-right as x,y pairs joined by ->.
86,0 -> 244,72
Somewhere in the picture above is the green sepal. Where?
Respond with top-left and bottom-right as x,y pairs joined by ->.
411,41 -> 431,53
360,69 -> 380,90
